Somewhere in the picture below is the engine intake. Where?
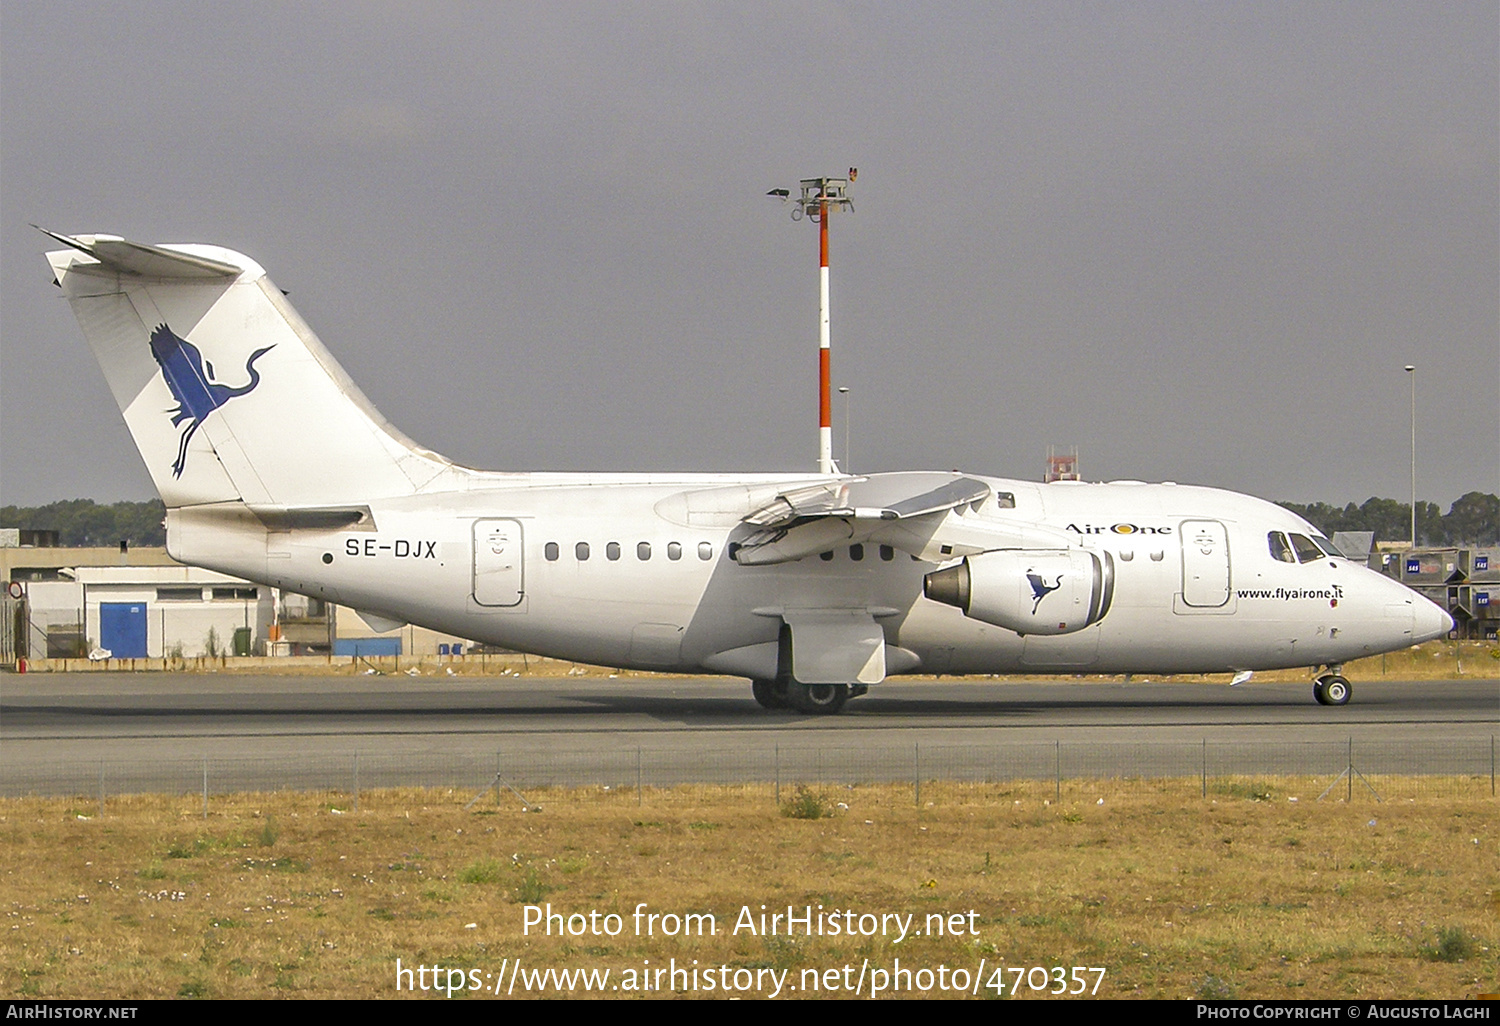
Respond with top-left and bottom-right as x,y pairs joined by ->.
923,548 -> 1115,635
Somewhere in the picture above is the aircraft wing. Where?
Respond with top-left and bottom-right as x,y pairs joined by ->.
734,472 -> 991,565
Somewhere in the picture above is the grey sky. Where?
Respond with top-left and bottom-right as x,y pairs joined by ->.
2,2 -> 1495,509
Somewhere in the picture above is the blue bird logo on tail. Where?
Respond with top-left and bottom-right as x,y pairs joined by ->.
148,324 -> 273,478
1027,571 -> 1063,614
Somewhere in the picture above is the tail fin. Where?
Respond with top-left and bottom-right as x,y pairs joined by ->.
42,231 -> 459,509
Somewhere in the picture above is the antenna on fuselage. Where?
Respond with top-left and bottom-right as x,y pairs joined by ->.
768,170 -> 856,475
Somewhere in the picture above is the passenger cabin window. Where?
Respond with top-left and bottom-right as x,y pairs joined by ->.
1289,533 -> 1324,564
637,541 -> 651,561
606,542 -> 621,561
849,544 -> 864,561
667,542 -> 682,561
544,542 -> 559,561
879,544 -> 894,561
698,542 -> 713,561
819,551 -> 834,562
1268,532 -> 1295,563
992,491 -> 1016,508
575,542 -> 590,561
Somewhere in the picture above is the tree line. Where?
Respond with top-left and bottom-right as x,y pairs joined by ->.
1,492 -> 1496,550
0,499 -> 167,547
1276,492 -> 1499,547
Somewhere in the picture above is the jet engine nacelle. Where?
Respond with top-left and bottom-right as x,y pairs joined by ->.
923,548 -> 1115,636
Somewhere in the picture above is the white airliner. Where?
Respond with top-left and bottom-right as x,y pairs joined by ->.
40,231 -> 1452,713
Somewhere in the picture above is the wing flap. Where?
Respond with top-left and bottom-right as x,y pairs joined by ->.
734,472 -> 992,565
743,472 -> 990,528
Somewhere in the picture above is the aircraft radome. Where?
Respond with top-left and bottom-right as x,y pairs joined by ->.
40,229 -> 1452,713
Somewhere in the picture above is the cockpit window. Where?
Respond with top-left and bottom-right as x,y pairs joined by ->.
1268,532 -> 1296,563
1288,533 -> 1325,563
1312,535 -> 1345,559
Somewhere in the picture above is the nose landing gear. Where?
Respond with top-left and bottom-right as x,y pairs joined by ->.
1313,667 -> 1351,706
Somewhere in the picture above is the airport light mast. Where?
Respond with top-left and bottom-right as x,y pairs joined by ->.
769,171 -> 855,474
1405,364 -> 1417,548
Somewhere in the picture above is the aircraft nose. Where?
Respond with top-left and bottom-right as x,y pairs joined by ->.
1412,595 -> 1454,643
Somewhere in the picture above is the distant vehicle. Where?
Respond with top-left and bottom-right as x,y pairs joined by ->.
41,230 -> 1451,712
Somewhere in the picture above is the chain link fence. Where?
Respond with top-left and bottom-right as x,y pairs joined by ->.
3,737 -> 1494,807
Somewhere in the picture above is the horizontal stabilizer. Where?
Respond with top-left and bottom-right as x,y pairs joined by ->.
36,228 -> 242,279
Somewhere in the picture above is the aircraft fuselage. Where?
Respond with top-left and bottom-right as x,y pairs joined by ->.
166,472 -> 1443,679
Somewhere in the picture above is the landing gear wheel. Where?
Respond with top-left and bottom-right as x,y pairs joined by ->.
1313,675 -> 1351,706
751,679 -> 789,710
786,680 -> 849,715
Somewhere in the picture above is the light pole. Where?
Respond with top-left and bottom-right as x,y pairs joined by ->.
838,386 -> 851,473
768,171 -> 856,474
1405,364 -> 1416,548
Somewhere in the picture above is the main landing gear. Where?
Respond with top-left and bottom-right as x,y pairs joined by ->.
751,679 -> 789,710
1312,666 -> 1351,706
751,679 -> 867,715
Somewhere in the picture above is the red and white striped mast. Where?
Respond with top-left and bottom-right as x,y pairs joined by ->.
772,170 -> 855,475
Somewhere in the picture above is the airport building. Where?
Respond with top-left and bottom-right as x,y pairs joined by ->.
1371,544 -> 1500,641
2,535 -> 479,662
22,564 -> 271,659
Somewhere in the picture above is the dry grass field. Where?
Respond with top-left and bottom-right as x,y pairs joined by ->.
1,783 -> 1495,1000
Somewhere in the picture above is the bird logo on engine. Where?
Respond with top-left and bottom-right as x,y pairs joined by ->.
1026,571 -> 1064,614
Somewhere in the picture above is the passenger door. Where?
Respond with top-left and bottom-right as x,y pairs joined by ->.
472,519 -> 524,606
1180,519 -> 1231,608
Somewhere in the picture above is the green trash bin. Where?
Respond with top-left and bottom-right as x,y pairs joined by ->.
232,627 -> 253,657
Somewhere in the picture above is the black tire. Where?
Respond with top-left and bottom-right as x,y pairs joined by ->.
751,679 -> 787,710
1313,675 -> 1351,706
787,680 -> 849,715
1323,675 -> 1351,706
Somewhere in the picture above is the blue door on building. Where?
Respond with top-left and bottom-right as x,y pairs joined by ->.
100,603 -> 148,658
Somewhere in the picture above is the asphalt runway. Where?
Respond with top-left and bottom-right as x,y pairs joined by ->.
1,674 -> 1495,795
